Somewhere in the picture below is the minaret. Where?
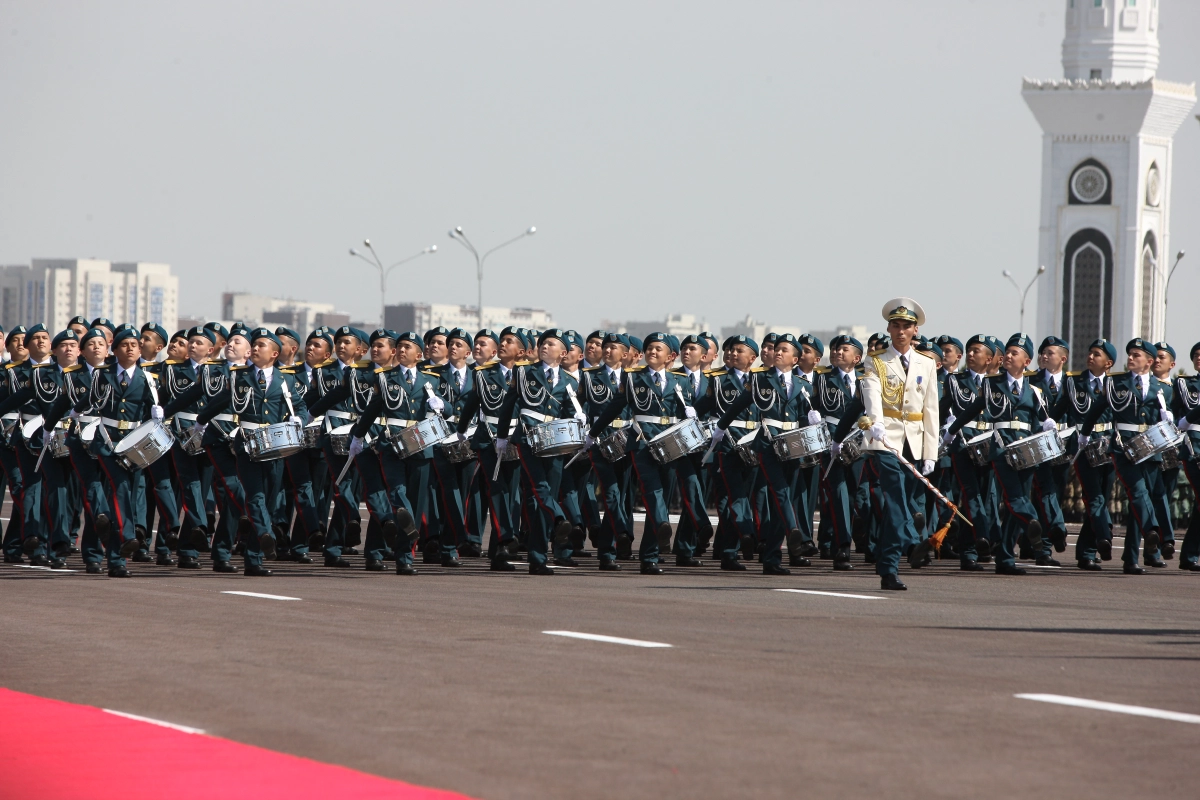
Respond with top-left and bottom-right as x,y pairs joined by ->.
1023,0 -> 1195,370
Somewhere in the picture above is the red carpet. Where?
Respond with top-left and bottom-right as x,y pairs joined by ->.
0,688 -> 474,800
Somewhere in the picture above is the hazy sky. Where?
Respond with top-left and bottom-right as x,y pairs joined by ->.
2,1 -> 1198,348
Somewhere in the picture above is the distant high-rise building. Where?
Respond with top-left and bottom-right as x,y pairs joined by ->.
0,259 -> 179,334
220,292 -> 347,333
385,303 -> 555,334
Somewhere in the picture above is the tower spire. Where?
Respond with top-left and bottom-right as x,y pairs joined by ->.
1062,0 -> 1160,82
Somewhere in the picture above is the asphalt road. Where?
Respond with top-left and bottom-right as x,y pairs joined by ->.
3,516 -> 1199,800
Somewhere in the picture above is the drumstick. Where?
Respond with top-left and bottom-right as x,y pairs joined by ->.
563,446 -> 587,469
334,450 -> 356,486
33,433 -> 48,473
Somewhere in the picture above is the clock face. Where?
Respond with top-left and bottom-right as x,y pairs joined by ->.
1071,165 -> 1108,204
1146,164 -> 1161,207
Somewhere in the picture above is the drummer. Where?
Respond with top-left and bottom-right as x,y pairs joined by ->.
813,333 -> 864,571
455,326 -> 524,571
711,332 -> 824,575
428,327 -> 478,561
576,332 -> 634,569
945,333 -> 1063,575
342,330 -> 446,574
941,334 -> 1002,569
0,326 -> 28,564
492,328 -> 584,576
1149,341 -> 1179,564
190,327 -> 317,577
1054,338 -> 1117,570
1078,338 -> 1174,575
1174,341 -> 1200,572
588,331 -> 711,574
42,327 -> 166,577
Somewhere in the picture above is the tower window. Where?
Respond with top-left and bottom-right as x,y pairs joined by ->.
1068,159 -> 1112,205
1089,69 -> 1103,79
1062,229 -> 1114,371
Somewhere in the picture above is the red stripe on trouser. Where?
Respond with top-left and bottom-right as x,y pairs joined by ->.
626,454 -> 659,528
952,455 -> 985,543
515,448 -> 557,519
207,455 -> 249,518
757,454 -> 790,528
990,463 -> 1032,525
1112,464 -> 1152,536
95,458 -> 126,537
588,452 -> 622,539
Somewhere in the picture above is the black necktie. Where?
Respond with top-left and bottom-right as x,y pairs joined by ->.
545,367 -> 555,387
257,370 -> 266,390
406,369 -> 414,386
1011,379 -> 1021,398
119,371 -> 128,389
652,372 -> 661,389
1135,375 -> 1143,396
900,355 -> 909,374
456,370 -> 464,391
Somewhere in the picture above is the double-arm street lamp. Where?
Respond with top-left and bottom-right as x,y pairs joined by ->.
447,225 -> 537,330
348,239 -> 437,329
1158,249 -> 1185,335
1002,265 -> 1046,333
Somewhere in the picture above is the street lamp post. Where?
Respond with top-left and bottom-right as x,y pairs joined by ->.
447,226 -> 537,330
348,240 -> 437,328
1002,265 -> 1046,332
1159,249 -> 1185,336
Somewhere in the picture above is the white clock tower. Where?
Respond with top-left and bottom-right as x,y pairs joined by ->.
1023,0 -> 1195,370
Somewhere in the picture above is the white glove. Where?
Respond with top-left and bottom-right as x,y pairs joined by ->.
574,410 -> 588,424
193,423 -> 207,440
68,409 -> 81,420
1077,434 -> 1090,449
151,405 -> 164,421
455,430 -> 468,442
684,406 -> 697,420
830,441 -> 842,459
869,422 -> 886,443
921,460 -> 935,476
807,410 -> 823,426
941,430 -> 954,447
1041,417 -> 1057,432
944,413 -> 956,429
1180,419 -> 1191,433
348,436 -> 364,459
427,395 -> 445,413
584,435 -> 595,449
710,427 -> 726,444
495,438 -> 509,457
1162,410 -> 1175,425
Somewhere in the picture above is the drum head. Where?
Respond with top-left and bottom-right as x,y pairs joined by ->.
114,422 -> 151,454
21,416 -> 44,439
330,424 -> 354,435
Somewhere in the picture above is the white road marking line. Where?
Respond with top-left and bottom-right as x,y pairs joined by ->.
220,590 -> 300,601
543,630 -> 673,648
9,564 -> 77,573
1023,564 -> 1063,569
1015,694 -> 1200,725
103,709 -> 206,734
774,588 -> 884,600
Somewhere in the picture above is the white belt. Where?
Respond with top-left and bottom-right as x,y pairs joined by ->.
521,410 -> 557,423
1092,423 -> 1112,433
483,415 -> 502,425
764,419 -> 800,430
634,415 -> 679,425
963,421 -> 992,430
1057,423 -> 1077,437
992,421 -> 1031,431
380,417 -> 417,428
608,419 -> 630,429
175,412 -> 199,421
327,410 -> 358,421
101,418 -> 138,431
2,412 -> 19,421
239,421 -> 270,430
1117,423 -> 1149,433
823,415 -> 841,425
77,415 -> 99,424
213,414 -> 238,423
20,413 -> 39,422
444,415 -> 458,424
727,420 -> 759,430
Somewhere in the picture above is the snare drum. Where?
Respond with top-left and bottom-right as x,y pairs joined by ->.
391,415 -> 453,459
732,429 -> 760,466
114,420 -> 176,470
180,423 -> 206,455
302,420 -> 323,449
20,416 -> 70,458
244,419 -> 305,462
646,418 -> 706,464
965,430 -> 996,466
770,424 -> 831,465
526,418 -> 585,457
1082,432 -> 1112,467
1122,420 -> 1184,465
838,428 -> 867,466
597,428 -> 631,462
438,426 -> 476,464
329,424 -> 355,456
1003,429 -> 1065,471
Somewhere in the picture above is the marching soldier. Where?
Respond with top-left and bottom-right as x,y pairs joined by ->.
859,299 -> 940,590
429,327 -> 476,563
1174,341 -> 1200,571
814,334 -> 864,571
0,326 -> 27,563
1029,336 -> 1072,562
1151,341 -> 1179,563
492,328 -> 583,576
712,332 -> 823,575
1078,338 -> 1174,574
589,331 -> 711,574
